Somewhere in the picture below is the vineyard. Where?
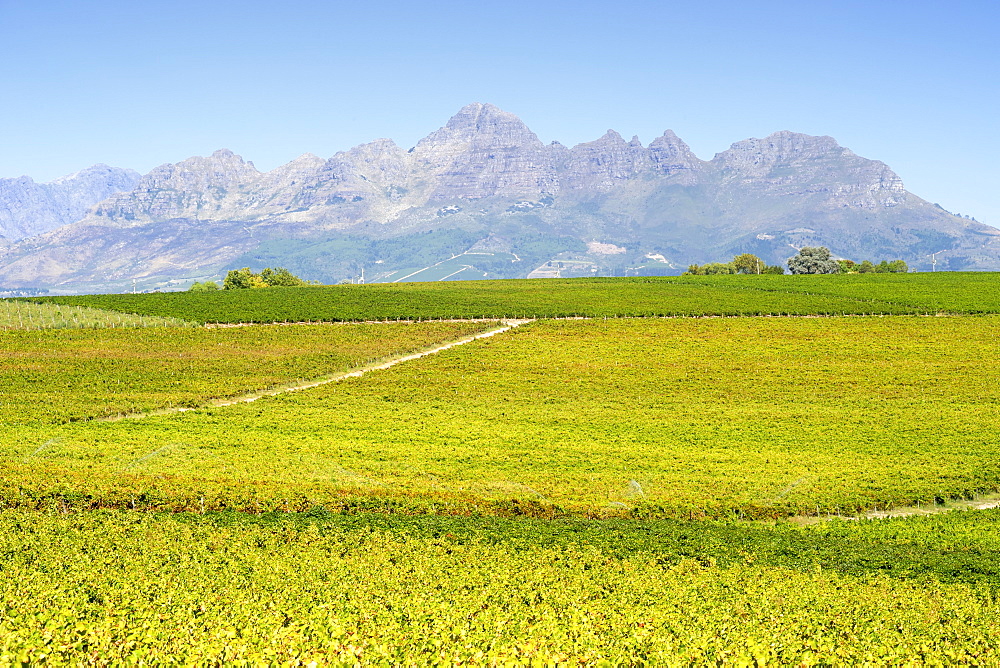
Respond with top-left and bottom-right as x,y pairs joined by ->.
671,271 -> 1000,313
0,321 -> 492,425
3,273 -> 1000,662
0,299 -> 192,330
2,509 -> 999,664
21,271 -> 1000,323
4,316 -> 999,518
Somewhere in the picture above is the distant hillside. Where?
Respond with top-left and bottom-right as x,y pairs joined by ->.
1,104 -> 997,293
0,165 -> 140,242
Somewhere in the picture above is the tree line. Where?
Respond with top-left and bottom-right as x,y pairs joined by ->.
189,267 -> 314,292
787,247 -> 908,274
684,254 -> 785,276
684,248 -> 908,276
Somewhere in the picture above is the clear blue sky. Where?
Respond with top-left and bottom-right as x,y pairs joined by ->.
1,0 -> 997,225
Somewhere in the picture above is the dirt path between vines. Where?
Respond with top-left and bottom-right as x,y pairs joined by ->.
787,493 -> 1000,525
860,495 -> 1000,519
201,311 -> 966,330
96,319 -> 533,422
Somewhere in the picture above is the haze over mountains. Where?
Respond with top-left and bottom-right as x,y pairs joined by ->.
1,103 -> 997,293
0,165 -> 140,242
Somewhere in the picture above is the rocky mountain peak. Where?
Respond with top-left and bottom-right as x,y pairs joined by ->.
711,131 -> 908,210
49,163 -> 139,186
325,138 -> 410,192
140,149 -> 259,189
0,165 -> 141,241
443,102 -> 527,134
563,129 -> 655,190
410,104 -> 552,200
254,153 -> 327,192
713,131 -> 845,176
415,103 -> 543,155
287,152 -> 325,167
761,131 -> 843,159
345,138 -> 404,160
592,130 -> 626,146
87,150 -> 262,225
648,130 -> 704,176
444,102 -> 498,126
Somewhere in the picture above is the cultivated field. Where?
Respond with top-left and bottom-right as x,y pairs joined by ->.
36,272 -> 1000,323
2,274 -> 1000,663
5,316 -> 999,518
29,271 -> 1000,323
0,299 -> 192,330
0,321 -> 493,425
3,509 -> 999,664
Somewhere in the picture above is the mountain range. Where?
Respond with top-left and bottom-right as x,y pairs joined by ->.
0,165 -> 140,243
1,103 -> 997,293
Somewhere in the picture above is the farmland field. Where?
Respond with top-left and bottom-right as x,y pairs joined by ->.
672,271 -> 1000,313
23,271 -> 1000,323
16,276 -> 912,323
0,321 -> 493,425
0,299 -> 192,330
3,508 -> 1000,664
3,316 -> 998,518
3,275 -> 1000,662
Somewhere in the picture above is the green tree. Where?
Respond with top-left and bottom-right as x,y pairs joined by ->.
887,259 -> 908,273
685,259 -> 774,276
731,253 -> 766,274
856,260 -> 875,274
224,267 -> 312,289
787,247 -> 840,275
701,262 -> 736,275
683,264 -> 703,276
188,280 -> 220,292
260,267 -> 309,287
223,268 -> 256,290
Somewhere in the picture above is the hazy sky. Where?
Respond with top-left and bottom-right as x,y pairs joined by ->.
1,0 -> 997,225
